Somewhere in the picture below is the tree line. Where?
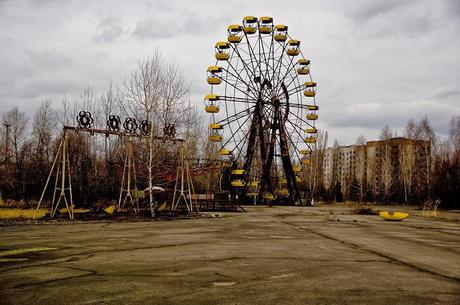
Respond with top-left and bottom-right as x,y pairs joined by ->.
0,53 -> 220,208
0,51 -> 458,209
309,117 -> 460,209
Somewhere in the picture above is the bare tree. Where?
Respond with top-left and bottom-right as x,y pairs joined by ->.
59,94 -> 72,127
354,135 -> 367,202
449,115 -> 460,153
31,100 -> 56,163
311,130 -> 328,196
379,125 -> 393,202
0,107 -> 28,198
415,117 -> 435,199
399,140 -> 415,204
122,55 -> 163,217
100,80 -> 117,160
1,107 -> 28,166
161,62 -> 190,127
121,53 -> 190,217
122,54 -> 162,126
183,100 -> 203,159
405,119 -> 417,139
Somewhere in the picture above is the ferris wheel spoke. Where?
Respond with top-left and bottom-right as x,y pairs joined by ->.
284,69 -> 305,91
258,32 -> 273,83
261,35 -> 278,81
273,55 -> 297,95
287,108 -> 314,127
284,84 -> 305,97
279,101 -> 309,109
217,105 -> 255,126
285,118 -> 312,150
223,58 -> 260,97
221,95 -> 257,103
219,76 -> 259,101
244,34 -> 264,83
242,36 -> 259,80
224,113 -> 253,156
271,42 -> 289,89
285,132 -> 302,165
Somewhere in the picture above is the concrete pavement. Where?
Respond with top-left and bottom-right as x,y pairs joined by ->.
0,205 -> 459,304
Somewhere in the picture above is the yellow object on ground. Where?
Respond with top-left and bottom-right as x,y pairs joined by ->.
379,211 -> 410,221
0,208 -> 48,219
104,205 -> 117,215
0,258 -> 28,262
58,206 -> 90,214
0,247 -> 57,263
157,201 -> 167,211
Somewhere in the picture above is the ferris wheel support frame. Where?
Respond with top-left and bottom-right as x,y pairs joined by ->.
205,16 -> 319,205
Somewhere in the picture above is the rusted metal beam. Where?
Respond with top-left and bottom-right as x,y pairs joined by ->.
63,125 -> 184,142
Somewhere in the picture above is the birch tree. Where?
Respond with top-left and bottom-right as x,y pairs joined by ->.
379,125 -> 393,202
122,55 -> 163,217
399,141 -> 415,204
354,135 -> 366,202
415,117 -> 435,199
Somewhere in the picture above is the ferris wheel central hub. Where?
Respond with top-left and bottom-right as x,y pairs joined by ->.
205,16 -> 319,205
268,97 -> 280,107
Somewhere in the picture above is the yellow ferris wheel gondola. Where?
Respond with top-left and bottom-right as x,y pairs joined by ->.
274,25 -> 288,42
243,16 -> 258,34
204,94 -> 220,113
208,134 -> 223,142
286,40 -> 300,56
208,118 -> 223,142
207,66 -> 223,85
297,59 -> 311,75
231,169 -> 245,175
205,105 -> 220,113
227,24 -> 243,43
293,166 -> 302,172
259,16 -> 273,34
215,41 -> 230,61
277,188 -> 289,196
219,148 -> 232,155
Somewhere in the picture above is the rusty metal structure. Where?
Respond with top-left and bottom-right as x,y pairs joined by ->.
35,112 -> 185,219
204,16 -> 319,205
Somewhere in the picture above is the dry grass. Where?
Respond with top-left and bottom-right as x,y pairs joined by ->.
0,208 -> 48,219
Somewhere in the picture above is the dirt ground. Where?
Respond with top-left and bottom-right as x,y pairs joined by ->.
0,205 -> 459,305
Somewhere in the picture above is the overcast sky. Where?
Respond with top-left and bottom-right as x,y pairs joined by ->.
0,0 -> 459,145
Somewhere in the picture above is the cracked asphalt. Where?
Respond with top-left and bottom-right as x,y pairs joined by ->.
1,205 -> 459,305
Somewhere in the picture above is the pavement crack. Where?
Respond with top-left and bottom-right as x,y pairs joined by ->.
281,220 -> 460,283
9,265 -> 97,289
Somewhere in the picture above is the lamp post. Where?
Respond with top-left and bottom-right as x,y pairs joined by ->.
3,123 -> 10,164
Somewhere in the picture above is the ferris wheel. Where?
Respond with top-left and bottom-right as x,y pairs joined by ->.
204,16 -> 319,204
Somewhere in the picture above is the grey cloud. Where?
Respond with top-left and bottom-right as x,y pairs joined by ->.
323,100 -> 457,136
17,79 -> 81,99
349,0 -> 407,22
25,49 -> 73,71
94,17 -> 124,44
343,0 -> 443,39
132,10 -> 230,40
133,19 -> 173,40
1,0 -> 459,146
431,90 -> 460,100
444,0 -> 460,18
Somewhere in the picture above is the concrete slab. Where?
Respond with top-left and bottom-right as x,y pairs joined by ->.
0,205 -> 459,304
